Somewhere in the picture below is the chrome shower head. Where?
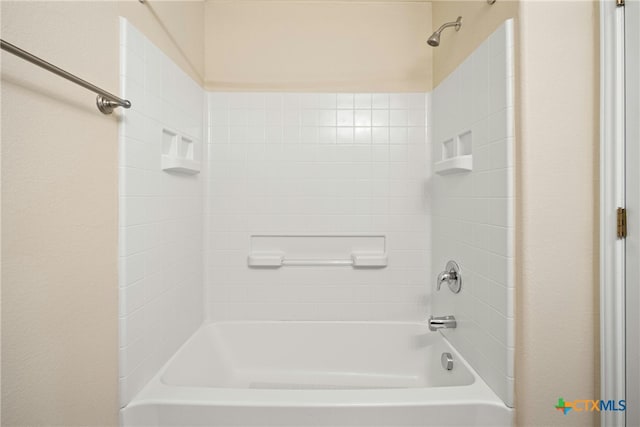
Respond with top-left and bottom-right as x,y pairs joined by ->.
427,33 -> 441,47
427,16 -> 462,47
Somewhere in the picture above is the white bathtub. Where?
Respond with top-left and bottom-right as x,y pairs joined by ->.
122,322 -> 513,426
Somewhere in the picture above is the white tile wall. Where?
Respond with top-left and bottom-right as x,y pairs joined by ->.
118,18 -> 204,407
431,20 -> 515,407
205,92 -> 431,321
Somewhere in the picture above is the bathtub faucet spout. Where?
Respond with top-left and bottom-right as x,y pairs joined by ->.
428,315 -> 457,331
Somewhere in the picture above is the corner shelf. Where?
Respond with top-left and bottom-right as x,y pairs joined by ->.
435,155 -> 473,175
435,130 -> 473,175
161,128 -> 200,174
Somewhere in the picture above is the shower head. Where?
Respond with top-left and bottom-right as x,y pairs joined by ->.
427,33 -> 441,47
427,16 -> 462,47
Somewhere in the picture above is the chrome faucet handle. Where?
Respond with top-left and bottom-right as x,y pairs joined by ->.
436,260 -> 462,293
437,270 -> 456,290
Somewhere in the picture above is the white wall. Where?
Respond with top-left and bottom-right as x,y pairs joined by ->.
205,92 -> 431,320
431,20 -> 515,407
118,19 -> 205,406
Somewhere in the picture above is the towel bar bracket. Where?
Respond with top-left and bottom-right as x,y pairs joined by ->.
96,95 -> 130,115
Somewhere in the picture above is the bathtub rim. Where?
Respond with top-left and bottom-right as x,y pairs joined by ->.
124,321 -> 511,410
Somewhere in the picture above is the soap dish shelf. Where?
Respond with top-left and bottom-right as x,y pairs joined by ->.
161,127 -> 200,174
435,155 -> 473,175
162,155 -> 201,175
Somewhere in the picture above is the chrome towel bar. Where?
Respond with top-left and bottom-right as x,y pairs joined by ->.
247,253 -> 388,268
1,39 -> 131,114
281,259 -> 355,267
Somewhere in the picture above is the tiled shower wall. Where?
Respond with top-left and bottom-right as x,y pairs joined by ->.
119,15 -> 515,411
431,20 -> 515,406
205,93 -> 431,320
118,19 -> 204,406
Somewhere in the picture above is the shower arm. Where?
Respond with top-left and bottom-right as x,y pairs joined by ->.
435,19 -> 462,35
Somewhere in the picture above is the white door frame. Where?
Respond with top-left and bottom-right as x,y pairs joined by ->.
600,0 -> 626,426
623,0 -> 639,425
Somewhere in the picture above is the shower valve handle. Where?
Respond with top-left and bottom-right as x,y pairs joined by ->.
437,270 -> 457,290
436,260 -> 462,294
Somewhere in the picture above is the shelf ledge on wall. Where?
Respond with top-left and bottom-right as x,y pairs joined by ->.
247,253 -> 388,268
435,155 -> 473,175
161,155 -> 201,174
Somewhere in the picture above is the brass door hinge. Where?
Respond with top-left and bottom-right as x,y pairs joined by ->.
618,207 -> 628,238
617,0 -> 625,7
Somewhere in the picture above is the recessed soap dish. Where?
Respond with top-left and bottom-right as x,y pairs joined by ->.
161,128 -> 200,174
435,130 -> 473,175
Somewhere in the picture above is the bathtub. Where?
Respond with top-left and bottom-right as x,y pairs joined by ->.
122,322 -> 513,426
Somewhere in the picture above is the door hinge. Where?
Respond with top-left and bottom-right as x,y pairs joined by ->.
617,207 -> 627,238
617,0 -> 625,7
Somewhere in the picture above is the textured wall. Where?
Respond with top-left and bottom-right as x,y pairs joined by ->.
118,0 -> 205,84
431,0 -> 519,87
1,2 -> 120,425
204,0 -> 432,92
516,1 -> 600,426
0,1 -> 204,425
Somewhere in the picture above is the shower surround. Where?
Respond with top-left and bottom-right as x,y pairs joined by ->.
431,20 -> 515,406
119,16 -> 515,426
205,91 -> 431,321
118,18 -> 205,405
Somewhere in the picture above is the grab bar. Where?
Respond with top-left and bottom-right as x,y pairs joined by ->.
1,39 -> 131,114
282,259 -> 354,267
248,253 -> 387,268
